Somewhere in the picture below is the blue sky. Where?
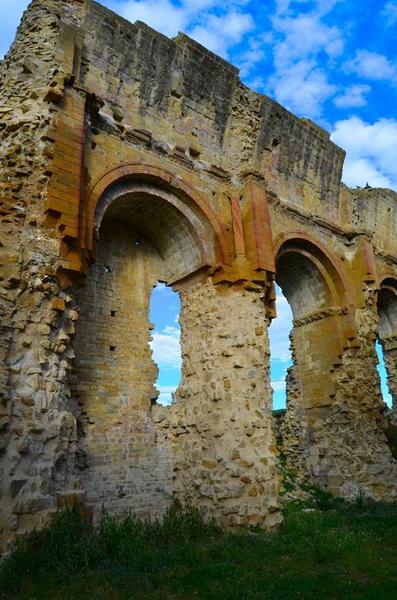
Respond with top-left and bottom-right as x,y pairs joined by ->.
149,284 -> 182,405
2,0 -> 395,407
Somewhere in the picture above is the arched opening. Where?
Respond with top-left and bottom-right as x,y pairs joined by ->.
274,238 -> 345,411
71,176 -> 217,519
377,279 -> 397,416
149,282 -> 181,406
96,181 -> 214,282
272,236 -> 348,483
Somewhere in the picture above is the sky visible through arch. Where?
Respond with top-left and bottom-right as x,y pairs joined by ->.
2,0 -> 395,407
150,284 -> 392,409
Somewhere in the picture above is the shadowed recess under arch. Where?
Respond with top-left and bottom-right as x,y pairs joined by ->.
275,237 -> 346,320
94,179 -> 218,283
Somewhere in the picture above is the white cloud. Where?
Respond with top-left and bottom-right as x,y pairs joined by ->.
274,0 -> 341,17
342,158 -> 393,189
156,385 -> 177,405
269,59 -> 336,117
272,14 -> 343,68
238,36 -> 267,77
109,0 -> 253,58
117,0 -> 187,37
157,385 -> 178,393
331,116 -> 397,190
247,76 -> 266,91
150,325 -> 181,369
271,379 -> 287,392
333,84 -> 370,108
190,11 -> 254,56
344,50 -> 397,81
313,0 -> 342,17
382,1 -> 397,26
268,289 -> 293,362
265,3 -> 343,117
183,0 -> 219,9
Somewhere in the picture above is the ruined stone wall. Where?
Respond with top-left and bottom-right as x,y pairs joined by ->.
279,339 -> 309,484
341,187 -> 397,257
74,0 -> 346,226
0,0 -> 87,550
270,200 -> 397,498
1,0 -> 397,551
304,284 -> 397,499
280,282 -> 397,500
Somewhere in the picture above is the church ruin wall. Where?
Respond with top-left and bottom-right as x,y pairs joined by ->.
0,0 -> 397,551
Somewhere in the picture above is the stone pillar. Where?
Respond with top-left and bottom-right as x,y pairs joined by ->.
157,279 -> 281,529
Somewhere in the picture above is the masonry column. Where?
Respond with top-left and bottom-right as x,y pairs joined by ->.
157,277 -> 281,529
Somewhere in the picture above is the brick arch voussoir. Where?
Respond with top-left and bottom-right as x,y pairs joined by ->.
82,163 -> 233,267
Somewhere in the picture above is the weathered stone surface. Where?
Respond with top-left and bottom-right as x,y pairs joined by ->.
158,281 -> 281,529
0,0 -> 396,551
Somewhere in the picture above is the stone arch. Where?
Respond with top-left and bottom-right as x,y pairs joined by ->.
82,163 -> 233,268
274,232 -> 349,315
71,168 -> 223,521
273,233 -> 348,410
95,180 -> 214,283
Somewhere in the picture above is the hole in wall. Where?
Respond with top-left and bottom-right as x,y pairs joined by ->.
110,310 -> 116,317
189,147 -> 200,158
268,284 -> 293,411
110,345 -> 116,352
149,282 -> 181,406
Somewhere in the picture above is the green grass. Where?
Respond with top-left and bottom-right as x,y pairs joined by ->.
1,500 -> 397,600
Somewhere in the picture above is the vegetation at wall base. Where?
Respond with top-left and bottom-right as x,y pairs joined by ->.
1,500 -> 397,600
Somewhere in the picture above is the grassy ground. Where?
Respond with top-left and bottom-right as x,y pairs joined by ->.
1,497 -> 397,600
